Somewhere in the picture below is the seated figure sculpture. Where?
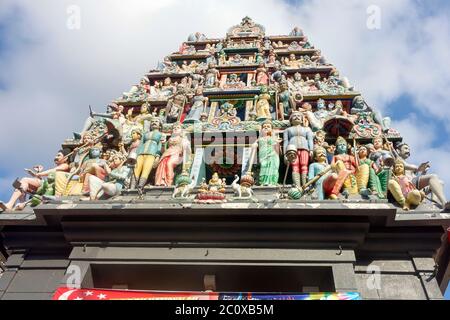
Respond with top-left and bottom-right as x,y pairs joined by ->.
395,142 -> 450,211
0,149 -> 71,212
86,151 -> 131,201
308,146 -> 350,200
388,160 -> 425,211
351,96 -> 391,132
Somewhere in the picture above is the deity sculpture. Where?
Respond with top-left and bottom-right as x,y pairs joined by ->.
388,160 -> 424,211
184,86 -> 208,123
121,78 -> 151,102
219,101 -> 237,118
331,136 -> 359,196
263,38 -> 273,50
204,62 -> 220,88
159,77 -> 177,99
0,149 -> 71,212
395,142 -> 450,211
247,121 -> 280,186
78,146 -> 109,196
290,27 -> 304,37
154,123 -> 192,187
307,146 -> 348,200
368,136 -> 394,193
196,172 -> 227,203
283,112 -> 314,187
351,96 -> 391,132
255,86 -> 272,120
166,93 -> 186,124
284,54 -> 301,69
187,32 -> 206,42
278,81 -> 294,119
267,51 -> 277,64
86,151 -> 131,201
255,63 -> 269,86
131,117 -> 165,189
271,63 -> 287,83
223,73 -> 246,89
356,145 -> 384,199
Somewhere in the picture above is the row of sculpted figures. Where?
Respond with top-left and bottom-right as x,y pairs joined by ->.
1,101 -> 449,213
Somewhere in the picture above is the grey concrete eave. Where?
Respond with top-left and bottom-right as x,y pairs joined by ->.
0,199 -> 449,228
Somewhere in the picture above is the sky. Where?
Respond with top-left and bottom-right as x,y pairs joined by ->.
0,0 -> 449,298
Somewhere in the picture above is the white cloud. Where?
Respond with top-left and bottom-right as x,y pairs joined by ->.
0,0 -> 450,199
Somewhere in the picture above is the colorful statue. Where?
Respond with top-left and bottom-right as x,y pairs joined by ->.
132,117 -> 165,189
0,149 -> 71,212
87,151 -> 131,200
307,146 -> 348,200
184,87 -> 208,123
255,63 -> 269,85
155,123 -> 191,187
231,174 -> 255,199
283,112 -> 314,187
289,27 -> 304,37
204,63 -> 220,88
356,145 -> 385,198
331,136 -> 358,196
160,77 -> 176,98
255,86 -> 272,120
396,142 -> 450,211
388,160 -> 424,211
79,146 -> 109,195
166,93 -> 186,124
368,136 -> 394,193
351,96 -> 391,132
278,81 -> 294,119
247,120 -> 280,186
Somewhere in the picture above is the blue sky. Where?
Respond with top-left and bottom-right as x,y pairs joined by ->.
0,0 -> 450,299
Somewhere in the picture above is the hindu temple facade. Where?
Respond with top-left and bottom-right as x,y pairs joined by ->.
0,17 -> 449,300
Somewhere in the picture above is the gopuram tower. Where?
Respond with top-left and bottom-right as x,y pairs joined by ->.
0,17 -> 449,300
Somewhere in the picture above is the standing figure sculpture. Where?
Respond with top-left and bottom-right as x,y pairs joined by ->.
356,145 -> 384,199
255,86 -> 272,120
247,121 -> 280,186
132,117 -> 165,189
155,123 -> 192,187
283,112 -> 314,187
204,62 -> 220,88
368,136 -> 394,193
331,136 -> 359,196
278,81 -> 294,119
184,86 -> 208,124
255,63 -> 269,85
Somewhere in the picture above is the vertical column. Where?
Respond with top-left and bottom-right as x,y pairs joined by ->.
190,148 -> 206,186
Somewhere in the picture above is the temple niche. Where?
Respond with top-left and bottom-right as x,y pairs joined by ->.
2,16 -> 450,214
